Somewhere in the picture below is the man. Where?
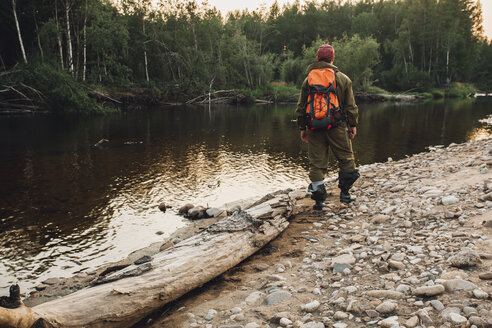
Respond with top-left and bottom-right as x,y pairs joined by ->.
296,44 -> 360,210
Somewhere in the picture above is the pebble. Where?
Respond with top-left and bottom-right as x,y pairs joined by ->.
301,300 -> 320,312
430,299 -> 445,311
366,290 -> 404,299
388,260 -> 405,270
441,195 -> 459,205
331,253 -> 356,266
472,288 -> 489,299
405,316 -> 419,328
376,301 -> 397,314
332,323 -> 347,328
245,323 -> 260,328
300,322 -> 324,328
446,312 -> 467,324
447,249 -> 481,267
334,311 -> 349,320
279,317 -> 292,326
443,279 -> 477,292
253,263 -> 269,271
412,284 -> 445,297
379,316 -> 399,327
261,291 -> 292,305
245,291 -> 265,305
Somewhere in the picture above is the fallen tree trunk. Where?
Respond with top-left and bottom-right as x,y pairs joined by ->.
0,191 -> 298,328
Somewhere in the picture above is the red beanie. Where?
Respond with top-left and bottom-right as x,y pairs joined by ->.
317,44 -> 335,62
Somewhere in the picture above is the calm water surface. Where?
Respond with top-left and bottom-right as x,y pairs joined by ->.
0,99 -> 491,294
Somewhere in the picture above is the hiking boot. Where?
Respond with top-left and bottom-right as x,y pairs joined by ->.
308,183 -> 327,210
340,191 -> 356,203
338,170 -> 360,204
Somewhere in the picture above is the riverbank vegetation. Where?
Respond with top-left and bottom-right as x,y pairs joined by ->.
0,0 -> 490,113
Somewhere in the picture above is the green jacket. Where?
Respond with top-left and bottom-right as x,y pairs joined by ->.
296,61 -> 359,129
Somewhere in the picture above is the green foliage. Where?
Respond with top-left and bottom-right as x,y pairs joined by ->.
10,64 -> 104,113
447,83 -> 476,98
352,12 -> 379,38
429,88 -> 445,99
332,35 -> 380,90
241,82 -> 300,102
0,0 -> 488,111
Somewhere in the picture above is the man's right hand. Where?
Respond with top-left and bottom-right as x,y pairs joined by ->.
300,130 -> 308,143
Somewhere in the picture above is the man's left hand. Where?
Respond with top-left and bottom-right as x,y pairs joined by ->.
348,126 -> 357,139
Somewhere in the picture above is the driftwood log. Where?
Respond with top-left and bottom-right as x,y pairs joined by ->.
0,191 -> 301,328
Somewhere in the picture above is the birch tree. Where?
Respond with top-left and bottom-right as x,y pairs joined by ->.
12,0 -> 27,64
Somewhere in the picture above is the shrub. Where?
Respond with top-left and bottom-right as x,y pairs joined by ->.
10,64 -> 104,113
447,82 -> 476,98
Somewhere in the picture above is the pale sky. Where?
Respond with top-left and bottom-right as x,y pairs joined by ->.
205,0 -> 492,41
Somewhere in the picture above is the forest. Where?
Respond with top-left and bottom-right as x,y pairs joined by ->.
0,0 -> 490,113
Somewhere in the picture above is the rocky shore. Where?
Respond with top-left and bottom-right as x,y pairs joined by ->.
19,120 -> 492,327
140,136 -> 492,327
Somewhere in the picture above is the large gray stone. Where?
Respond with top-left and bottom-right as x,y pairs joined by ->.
366,290 -> 404,299
448,249 -> 481,267
245,291 -> 265,305
441,195 -> 459,205
376,301 -> 397,314
413,285 -> 445,297
443,279 -> 477,292
300,322 -> 324,328
261,291 -> 292,306
331,253 -> 356,267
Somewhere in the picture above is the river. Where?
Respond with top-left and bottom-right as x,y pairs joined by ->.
0,99 -> 491,294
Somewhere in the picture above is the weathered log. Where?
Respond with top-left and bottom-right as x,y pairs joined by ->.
0,205 -> 292,328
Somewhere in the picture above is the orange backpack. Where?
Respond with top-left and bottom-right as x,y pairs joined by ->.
305,68 -> 345,130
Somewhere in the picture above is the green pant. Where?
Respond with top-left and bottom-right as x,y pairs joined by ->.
307,123 -> 356,182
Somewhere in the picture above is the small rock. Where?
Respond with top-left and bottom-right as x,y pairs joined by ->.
388,260 -> 405,270
405,316 -> 419,328
134,255 -> 152,265
334,311 -> 349,320
443,279 -> 477,292
178,203 -> 194,214
448,249 -> 481,267
331,253 -> 356,267
245,323 -> 260,328
417,309 -> 433,326
479,272 -> 492,280
159,241 -> 174,251
430,299 -> 445,311
301,300 -> 320,312
372,215 -> 390,224
366,290 -> 404,299
245,291 -> 265,305
158,202 -> 167,212
188,206 -> 207,219
376,301 -> 397,314
253,263 -> 269,271
469,316 -> 486,327
332,323 -> 347,328
231,307 -> 242,314
446,312 -> 467,325
379,316 -> 399,327
473,288 -> 489,299
230,313 -> 245,322
206,208 -> 221,217
261,291 -> 292,305
412,284 -> 445,297
279,317 -> 293,327
333,263 -> 352,274
300,322 -> 324,328
441,195 -> 459,206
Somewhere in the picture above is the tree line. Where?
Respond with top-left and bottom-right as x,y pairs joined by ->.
0,0 -> 490,112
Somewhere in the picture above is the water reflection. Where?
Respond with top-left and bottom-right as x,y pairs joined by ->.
0,100 -> 490,294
